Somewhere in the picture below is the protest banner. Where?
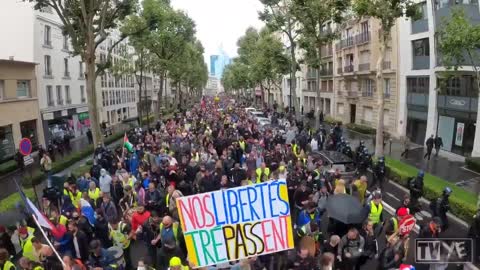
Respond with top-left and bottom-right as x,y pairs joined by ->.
176,179 -> 294,268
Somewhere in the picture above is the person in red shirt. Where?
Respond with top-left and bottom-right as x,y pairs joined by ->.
131,205 -> 151,238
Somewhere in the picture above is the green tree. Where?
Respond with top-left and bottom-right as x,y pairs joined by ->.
222,60 -> 253,97
354,0 -> 418,157
437,8 -> 480,157
259,0 -> 300,110
291,0 -> 349,115
25,0 -> 138,145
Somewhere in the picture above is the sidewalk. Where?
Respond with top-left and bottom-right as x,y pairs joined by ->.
305,116 -> 480,193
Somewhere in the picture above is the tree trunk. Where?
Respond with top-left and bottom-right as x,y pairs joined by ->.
156,72 -> 165,114
375,31 -> 387,158
289,41 -> 297,111
85,32 -> 102,146
471,70 -> 480,157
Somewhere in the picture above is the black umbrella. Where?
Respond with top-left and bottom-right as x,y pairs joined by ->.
326,194 -> 367,224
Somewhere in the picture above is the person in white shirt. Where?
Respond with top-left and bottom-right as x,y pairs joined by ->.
311,137 -> 319,151
99,168 -> 112,196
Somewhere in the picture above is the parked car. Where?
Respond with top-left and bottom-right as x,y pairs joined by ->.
245,107 -> 257,114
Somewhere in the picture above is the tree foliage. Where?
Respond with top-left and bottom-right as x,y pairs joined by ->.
222,27 -> 289,102
353,0 -> 419,157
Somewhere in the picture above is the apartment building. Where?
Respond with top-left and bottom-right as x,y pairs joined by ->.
97,33 -> 138,126
0,0 -> 90,144
333,18 -> 400,136
398,0 -> 480,157
0,59 -> 45,161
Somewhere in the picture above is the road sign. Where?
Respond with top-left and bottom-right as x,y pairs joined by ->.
19,138 -> 32,156
399,214 -> 416,236
23,155 -> 34,166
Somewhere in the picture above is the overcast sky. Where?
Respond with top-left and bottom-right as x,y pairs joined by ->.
170,0 -> 264,62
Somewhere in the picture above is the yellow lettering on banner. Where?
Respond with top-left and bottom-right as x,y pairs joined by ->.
184,234 -> 198,267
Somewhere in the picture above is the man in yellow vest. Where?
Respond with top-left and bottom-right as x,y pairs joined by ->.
352,176 -> 368,204
169,256 -> 189,270
158,216 -> 182,270
367,191 -> 384,236
18,227 -> 35,262
238,137 -> 247,152
109,219 -> 132,269
291,140 -> 300,158
255,163 -> 270,183
49,208 -> 68,227
384,207 -> 410,238
0,248 -> 15,270
87,182 -> 101,207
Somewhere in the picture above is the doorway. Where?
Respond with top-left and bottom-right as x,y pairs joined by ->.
350,104 -> 356,124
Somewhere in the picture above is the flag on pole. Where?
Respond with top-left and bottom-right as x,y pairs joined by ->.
124,133 -> 134,153
18,188 -> 54,231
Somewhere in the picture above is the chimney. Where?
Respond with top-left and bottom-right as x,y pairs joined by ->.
9,56 -> 14,61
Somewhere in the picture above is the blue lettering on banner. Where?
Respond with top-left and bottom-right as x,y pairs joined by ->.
211,192 -> 226,226
257,182 -> 268,219
226,189 -> 240,223
246,186 -> 260,220
237,188 -> 250,222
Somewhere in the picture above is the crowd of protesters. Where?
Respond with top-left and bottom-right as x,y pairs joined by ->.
0,96 -> 476,270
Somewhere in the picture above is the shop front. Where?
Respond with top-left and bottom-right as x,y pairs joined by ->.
0,125 -> 15,161
436,95 -> 477,156
42,107 -> 90,143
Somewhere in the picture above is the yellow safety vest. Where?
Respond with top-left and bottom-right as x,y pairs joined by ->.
66,190 -> 82,208
57,215 -> 68,226
369,201 -> 383,224
2,260 -> 15,270
21,235 -> 35,262
33,267 -> 44,270
391,217 -> 398,233
255,167 -> 270,183
292,144 -> 299,157
88,188 -> 101,202
109,222 -> 130,249
239,141 -> 246,151
160,222 -> 179,244
166,193 -> 170,207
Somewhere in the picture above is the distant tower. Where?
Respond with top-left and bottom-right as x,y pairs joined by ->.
210,55 -> 219,76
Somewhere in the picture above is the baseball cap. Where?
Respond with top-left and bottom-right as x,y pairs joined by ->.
397,207 -> 409,217
169,257 -> 182,267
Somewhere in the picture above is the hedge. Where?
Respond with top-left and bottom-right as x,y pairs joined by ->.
0,160 -> 18,175
385,157 -> 477,223
346,123 -> 376,135
21,132 -> 124,187
465,157 -> 480,173
324,116 -> 342,125
71,164 -> 92,179
0,188 -> 35,212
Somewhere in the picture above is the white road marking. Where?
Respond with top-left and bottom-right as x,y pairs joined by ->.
461,166 -> 480,175
385,192 -> 400,202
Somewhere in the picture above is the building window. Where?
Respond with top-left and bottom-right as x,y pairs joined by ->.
46,85 -> 54,106
64,58 -> 70,77
63,34 -> 68,50
362,79 -> 374,96
17,80 -> 30,98
384,78 -> 391,98
413,39 -> 430,56
102,91 -> 106,106
0,125 -> 15,161
80,86 -> 86,103
337,103 -> 344,115
56,85 -> 63,105
79,62 -> 84,79
407,77 -> 430,94
44,25 -> 51,46
0,80 -> 4,100
65,85 -> 71,104
412,38 -> 430,69
44,55 -> 52,76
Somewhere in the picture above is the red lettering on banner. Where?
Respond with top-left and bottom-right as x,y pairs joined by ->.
203,194 -> 215,227
260,220 -> 274,252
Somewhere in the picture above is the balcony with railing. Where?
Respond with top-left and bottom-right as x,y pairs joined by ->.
319,68 -> 333,76
355,32 -> 371,45
358,63 -> 370,72
307,71 -> 317,79
321,46 -> 333,58
344,37 -> 354,48
344,65 -> 354,73
362,91 -> 374,97
383,61 -> 391,70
